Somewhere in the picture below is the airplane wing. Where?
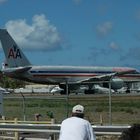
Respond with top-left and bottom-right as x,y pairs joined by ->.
78,73 -> 116,83
78,69 -> 137,84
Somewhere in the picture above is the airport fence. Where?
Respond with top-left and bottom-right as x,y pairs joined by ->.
0,117 -> 56,140
0,117 -> 130,140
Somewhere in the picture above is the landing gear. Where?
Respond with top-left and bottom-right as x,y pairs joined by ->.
60,90 -> 66,95
59,84 -> 70,95
84,89 -> 95,94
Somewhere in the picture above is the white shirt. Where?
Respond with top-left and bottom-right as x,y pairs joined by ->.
59,116 -> 96,140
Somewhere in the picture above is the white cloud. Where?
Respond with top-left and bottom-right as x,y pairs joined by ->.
5,14 -> 62,51
73,0 -> 82,5
96,21 -> 113,37
0,0 -> 7,4
109,41 -> 119,50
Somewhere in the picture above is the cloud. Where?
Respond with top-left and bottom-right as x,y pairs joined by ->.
0,0 -> 7,4
96,21 -> 113,38
109,41 -> 120,50
5,14 -> 63,51
73,0 -> 82,5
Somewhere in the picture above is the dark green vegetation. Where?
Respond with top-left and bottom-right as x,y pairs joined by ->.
3,94 -> 140,124
0,74 -> 26,89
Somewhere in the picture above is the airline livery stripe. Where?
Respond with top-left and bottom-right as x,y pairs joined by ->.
30,71 -> 112,74
119,75 -> 140,78
33,74 -> 97,77
32,74 -> 140,78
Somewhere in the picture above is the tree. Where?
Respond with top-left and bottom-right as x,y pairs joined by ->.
0,72 -> 26,89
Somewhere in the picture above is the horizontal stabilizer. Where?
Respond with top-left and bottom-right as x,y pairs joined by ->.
2,66 -> 32,74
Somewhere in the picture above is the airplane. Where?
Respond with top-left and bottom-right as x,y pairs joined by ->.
0,29 -> 140,94
92,84 -> 115,94
50,84 -> 115,94
72,85 -> 115,94
50,85 -> 64,94
0,87 -> 10,94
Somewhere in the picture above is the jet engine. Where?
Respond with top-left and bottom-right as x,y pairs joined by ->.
111,78 -> 124,89
103,78 -> 124,90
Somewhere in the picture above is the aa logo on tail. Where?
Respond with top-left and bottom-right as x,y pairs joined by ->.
8,45 -> 22,59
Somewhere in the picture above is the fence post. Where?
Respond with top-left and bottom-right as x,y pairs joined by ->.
100,114 -> 103,125
49,118 -> 56,140
2,116 -> 6,120
51,118 -> 55,124
14,118 -> 19,140
1,116 -> 6,136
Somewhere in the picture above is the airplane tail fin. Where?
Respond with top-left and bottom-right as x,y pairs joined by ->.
0,29 -> 31,68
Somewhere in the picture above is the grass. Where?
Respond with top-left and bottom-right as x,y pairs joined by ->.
2,94 -> 140,124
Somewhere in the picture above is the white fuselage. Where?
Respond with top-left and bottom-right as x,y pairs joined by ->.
8,65 -> 138,84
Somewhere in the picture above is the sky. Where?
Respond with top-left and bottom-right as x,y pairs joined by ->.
0,0 -> 140,69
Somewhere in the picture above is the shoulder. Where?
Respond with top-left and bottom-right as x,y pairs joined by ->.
78,118 -> 90,123
61,117 -> 91,125
61,117 -> 73,124
74,117 -> 91,126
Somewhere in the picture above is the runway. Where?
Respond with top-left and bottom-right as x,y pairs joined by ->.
3,92 -> 140,100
